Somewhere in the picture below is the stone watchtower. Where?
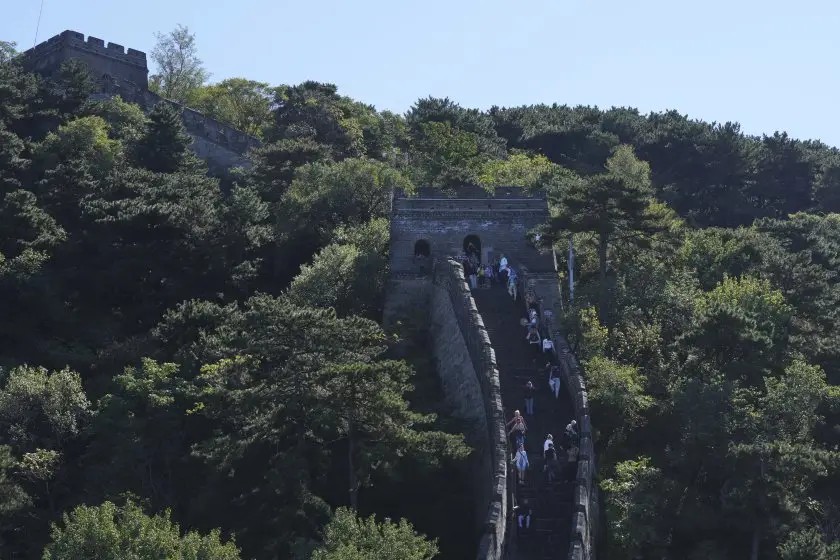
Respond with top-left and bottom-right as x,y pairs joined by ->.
383,186 -> 567,559
23,30 -> 149,93
384,186 -> 558,321
21,30 -> 262,175
389,186 -> 555,272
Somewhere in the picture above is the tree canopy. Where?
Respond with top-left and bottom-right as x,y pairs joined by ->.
2,23 -> 840,560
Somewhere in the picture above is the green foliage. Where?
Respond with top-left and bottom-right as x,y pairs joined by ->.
312,507 -> 439,560
551,145 -> 673,322
132,102 -> 203,173
42,500 -> 240,560
0,40 -> 16,63
778,527 -> 840,560
148,25 -> 210,103
409,120 -> 488,188
584,357 -> 652,442
191,78 -> 273,138
576,306 -> 608,359
684,275 -> 791,385
478,151 -> 557,191
4,32 -> 840,560
0,365 -> 92,452
79,96 -> 148,143
283,157 -> 411,250
286,218 -> 390,318
0,444 -> 30,516
600,457 -> 668,558
37,116 -> 122,169
46,60 -> 96,119
267,81 -> 393,160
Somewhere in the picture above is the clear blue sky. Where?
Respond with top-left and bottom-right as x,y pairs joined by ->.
4,0 -> 838,147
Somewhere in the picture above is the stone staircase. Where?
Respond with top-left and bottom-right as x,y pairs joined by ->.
471,283 -> 575,560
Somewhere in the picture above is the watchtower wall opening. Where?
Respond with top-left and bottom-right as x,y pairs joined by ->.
389,186 -> 555,278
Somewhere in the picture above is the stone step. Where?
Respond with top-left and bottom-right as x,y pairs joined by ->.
472,285 -> 575,560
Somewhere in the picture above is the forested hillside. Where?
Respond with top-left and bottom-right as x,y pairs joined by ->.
2,26 -> 840,560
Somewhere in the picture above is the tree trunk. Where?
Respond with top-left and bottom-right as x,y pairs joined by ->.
598,229 -> 608,324
750,524 -> 760,560
348,423 -> 359,512
273,211 -> 283,282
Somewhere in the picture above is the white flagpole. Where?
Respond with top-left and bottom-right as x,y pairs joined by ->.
568,236 -> 575,305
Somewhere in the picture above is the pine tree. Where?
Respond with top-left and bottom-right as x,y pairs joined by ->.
551,146 -> 673,322
132,102 -> 202,174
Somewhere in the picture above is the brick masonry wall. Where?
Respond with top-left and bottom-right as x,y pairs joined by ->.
23,30 -> 148,88
517,264 -> 597,560
381,269 -> 507,559
429,284 -> 488,442
437,259 -> 508,560
390,214 -> 552,275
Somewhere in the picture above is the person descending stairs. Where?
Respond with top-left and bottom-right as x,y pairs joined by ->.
472,282 -> 576,560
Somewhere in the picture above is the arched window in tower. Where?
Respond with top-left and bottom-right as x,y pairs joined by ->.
414,239 -> 431,258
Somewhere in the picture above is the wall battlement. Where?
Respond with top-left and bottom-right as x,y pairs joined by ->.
24,30 -> 148,66
395,186 -> 546,200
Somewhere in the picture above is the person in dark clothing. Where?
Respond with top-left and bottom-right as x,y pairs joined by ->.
544,441 -> 559,483
464,259 -> 477,289
524,380 -> 535,416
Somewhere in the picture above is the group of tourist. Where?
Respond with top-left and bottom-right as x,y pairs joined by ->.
507,411 -> 579,487
523,304 -> 555,356
458,247 -> 522,301
511,419 -> 580,535
510,303 -> 580,537
459,243 -> 580,534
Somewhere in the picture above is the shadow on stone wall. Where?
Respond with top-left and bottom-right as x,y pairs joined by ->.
436,259 -> 508,560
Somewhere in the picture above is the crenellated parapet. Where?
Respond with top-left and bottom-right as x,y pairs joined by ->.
23,30 -> 148,88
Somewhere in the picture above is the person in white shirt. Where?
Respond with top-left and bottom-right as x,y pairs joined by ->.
542,338 -> 554,353
499,254 -> 509,285
548,364 -> 561,399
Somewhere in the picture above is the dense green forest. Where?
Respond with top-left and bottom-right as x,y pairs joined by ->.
2,25 -> 840,560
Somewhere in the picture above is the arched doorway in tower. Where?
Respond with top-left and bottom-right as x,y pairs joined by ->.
463,235 -> 481,263
414,239 -> 431,257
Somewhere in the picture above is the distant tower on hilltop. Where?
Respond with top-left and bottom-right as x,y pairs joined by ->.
23,30 -> 149,92
21,30 -> 261,175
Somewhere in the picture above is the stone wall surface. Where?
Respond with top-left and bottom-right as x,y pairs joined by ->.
381,263 -> 507,560
23,30 -> 148,87
429,284 -> 488,441
390,187 -> 555,277
435,259 -> 508,560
